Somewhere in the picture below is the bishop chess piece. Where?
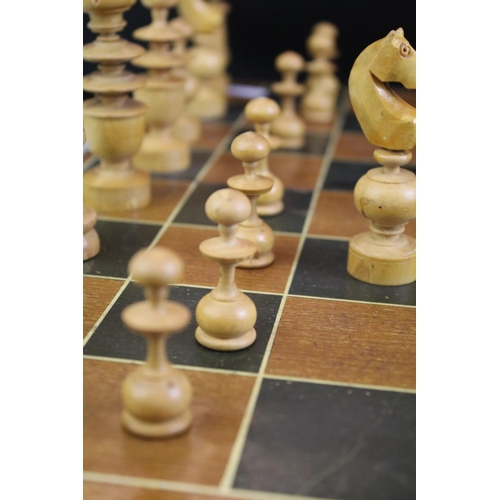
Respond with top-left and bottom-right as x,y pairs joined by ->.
132,0 -> 191,173
347,28 -> 416,285
83,205 -> 100,261
227,132 -> 275,268
83,0 -> 150,211
270,51 -> 306,149
245,97 -> 284,216
195,188 -> 258,351
121,246 -> 193,438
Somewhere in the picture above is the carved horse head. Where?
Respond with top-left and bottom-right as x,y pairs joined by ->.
349,28 -> 416,151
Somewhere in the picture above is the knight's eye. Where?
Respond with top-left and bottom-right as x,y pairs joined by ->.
399,43 -> 411,58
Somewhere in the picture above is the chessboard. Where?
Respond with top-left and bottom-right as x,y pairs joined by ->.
83,85 -> 416,500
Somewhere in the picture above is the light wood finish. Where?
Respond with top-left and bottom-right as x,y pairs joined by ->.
83,277 -> 123,339
170,16 -> 202,143
83,0 -> 151,212
178,0 -> 223,34
347,29 -> 416,286
131,0 -> 191,173
121,247 -> 193,438
195,189 -> 258,351
84,359 -> 255,484
83,204 -> 100,261
158,225 -> 300,294
245,97 -> 285,216
266,296 -> 416,390
227,132 -> 275,268
301,29 -> 340,124
270,51 -> 306,149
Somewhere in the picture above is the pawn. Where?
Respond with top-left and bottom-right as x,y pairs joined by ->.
245,97 -> 285,216
270,51 -> 306,149
121,246 -> 193,438
195,188 -> 258,351
83,204 -> 100,261
227,132 -> 275,268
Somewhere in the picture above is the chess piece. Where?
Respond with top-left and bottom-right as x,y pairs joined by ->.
121,247 -> 193,438
179,0 -> 229,119
83,0 -> 151,211
170,17 -> 202,143
83,205 -> 100,261
347,28 -> 416,286
271,51 -> 306,149
245,97 -> 284,216
301,32 -> 339,123
227,132 -> 275,268
195,189 -> 258,351
132,0 -> 191,173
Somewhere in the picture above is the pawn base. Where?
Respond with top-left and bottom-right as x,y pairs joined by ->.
195,326 -> 256,351
347,232 -> 416,286
280,136 -> 305,149
83,167 -> 151,212
257,200 -> 284,217
238,251 -> 274,269
83,228 -> 100,261
133,134 -> 190,173
121,409 -> 192,439
302,107 -> 334,124
173,113 -> 201,143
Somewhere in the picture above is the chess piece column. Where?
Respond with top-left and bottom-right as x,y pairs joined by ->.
271,51 -> 306,149
132,0 -> 191,173
245,97 -> 285,216
227,132 -> 275,268
170,17 -> 202,143
347,29 -> 416,285
195,188 -> 258,351
83,0 -> 150,211
121,247 -> 193,438
301,32 -> 338,123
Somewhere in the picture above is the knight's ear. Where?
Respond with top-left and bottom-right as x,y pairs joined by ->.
396,27 -> 405,36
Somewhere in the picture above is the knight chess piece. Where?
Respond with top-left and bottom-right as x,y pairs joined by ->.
347,28 -> 416,286
121,246 -> 193,438
195,188 -> 258,351
245,97 -> 284,216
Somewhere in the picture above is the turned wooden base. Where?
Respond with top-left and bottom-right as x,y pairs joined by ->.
279,135 -> 305,149
257,200 -> 284,217
121,408 -> 192,439
83,167 -> 151,212
173,113 -> 201,143
133,133 -> 191,173
237,251 -> 274,269
347,232 -> 416,286
195,326 -> 256,351
302,107 -> 334,123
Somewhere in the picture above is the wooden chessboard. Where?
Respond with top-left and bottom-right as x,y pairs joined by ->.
83,87 -> 416,500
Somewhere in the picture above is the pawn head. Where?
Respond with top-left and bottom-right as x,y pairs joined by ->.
231,131 -> 270,163
205,188 -> 252,226
128,247 -> 184,288
245,97 -> 280,124
275,51 -> 304,73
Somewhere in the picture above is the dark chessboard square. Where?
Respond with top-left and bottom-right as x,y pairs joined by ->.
174,183 -> 225,226
152,150 -> 212,181
290,238 -> 416,306
234,379 -> 415,500
83,220 -> 160,279
343,112 -> 362,131
84,283 -> 282,373
323,160 -> 416,191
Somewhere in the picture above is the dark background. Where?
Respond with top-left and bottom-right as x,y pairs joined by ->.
83,0 -> 415,94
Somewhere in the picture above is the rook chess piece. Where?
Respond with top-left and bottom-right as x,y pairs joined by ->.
270,51 -> 306,149
195,189 -> 258,351
121,246 -> 193,438
227,132 -> 275,268
347,28 -> 416,285
245,97 -> 284,216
